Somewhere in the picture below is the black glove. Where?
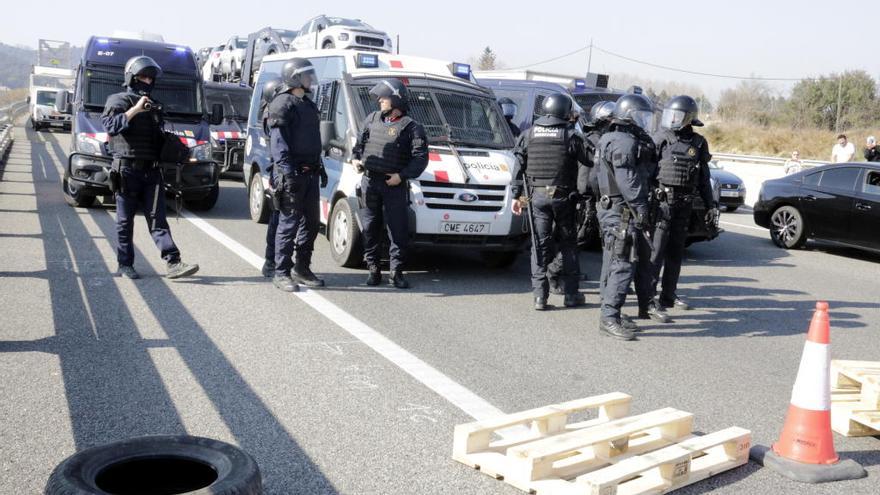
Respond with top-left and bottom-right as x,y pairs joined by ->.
319,166 -> 328,188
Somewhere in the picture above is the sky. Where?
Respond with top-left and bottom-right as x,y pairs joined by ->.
5,0 -> 879,100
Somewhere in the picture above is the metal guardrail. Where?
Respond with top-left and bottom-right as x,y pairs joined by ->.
713,152 -> 825,168
1,100 -> 29,164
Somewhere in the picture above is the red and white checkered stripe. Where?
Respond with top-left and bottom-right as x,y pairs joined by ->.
83,132 -> 109,142
177,137 -> 208,148
211,131 -> 242,140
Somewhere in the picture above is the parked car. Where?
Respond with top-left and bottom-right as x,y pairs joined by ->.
195,46 -> 214,68
237,27 -> 300,88
202,44 -> 225,82
753,162 -> 880,253
708,161 -> 746,211
205,82 -> 251,176
218,36 -> 248,80
290,16 -> 392,52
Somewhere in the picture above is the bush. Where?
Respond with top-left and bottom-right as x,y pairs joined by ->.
705,122 -> 879,161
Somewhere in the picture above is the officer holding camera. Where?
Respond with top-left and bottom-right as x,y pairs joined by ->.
101,56 -> 198,280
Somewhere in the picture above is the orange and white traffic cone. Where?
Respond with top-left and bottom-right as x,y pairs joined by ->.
750,302 -> 866,483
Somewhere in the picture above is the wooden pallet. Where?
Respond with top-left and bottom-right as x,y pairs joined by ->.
830,360 -> 880,437
453,393 -> 751,495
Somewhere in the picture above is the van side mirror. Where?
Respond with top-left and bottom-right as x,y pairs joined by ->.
210,103 -> 224,125
320,121 -> 337,150
55,90 -> 71,114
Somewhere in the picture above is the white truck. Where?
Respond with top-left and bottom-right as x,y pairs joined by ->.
243,49 -> 528,267
28,66 -> 74,131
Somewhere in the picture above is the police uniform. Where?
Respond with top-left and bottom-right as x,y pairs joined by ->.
259,77 -> 283,278
354,109 -> 429,285
513,111 -> 587,309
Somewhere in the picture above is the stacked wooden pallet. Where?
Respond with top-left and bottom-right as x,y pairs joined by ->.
453,393 -> 751,495
830,359 -> 880,437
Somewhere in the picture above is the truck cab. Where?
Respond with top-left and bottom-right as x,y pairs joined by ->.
205,82 -> 251,176
29,66 -> 74,132
244,50 -> 528,267
55,35 -> 222,210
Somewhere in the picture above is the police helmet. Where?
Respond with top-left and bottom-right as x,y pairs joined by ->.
497,97 -> 518,119
542,92 -> 573,120
261,77 -> 284,105
369,78 -> 409,111
612,94 -> 654,130
123,56 -> 162,90
280,58 -> 317,93
589,101 -> 616,124
661,95 -> 702,130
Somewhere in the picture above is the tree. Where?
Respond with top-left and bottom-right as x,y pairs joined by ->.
477,47 -> 497,71
786,71 -> 877,131
716,80 -> 776,126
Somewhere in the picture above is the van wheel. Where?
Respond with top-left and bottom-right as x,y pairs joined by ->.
322,40 -> 335,49
249,172 -> 271,224
481,251 -> 518,268
62,173 -> 96,208
770,205 -> 807,249
186,184 -> 220,211
329,199 -> 363,267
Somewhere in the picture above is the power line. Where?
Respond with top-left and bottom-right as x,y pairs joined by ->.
507,46 -> 589,70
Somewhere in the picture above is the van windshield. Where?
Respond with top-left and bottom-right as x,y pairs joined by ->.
83,64 -> 204,116
354,85 -> 514,149
572,93 -> 621,113
36,91 -> 57,106
206,88 -> 251,121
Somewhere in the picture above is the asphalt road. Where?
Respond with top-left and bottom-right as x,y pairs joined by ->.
1,125 -> 878,494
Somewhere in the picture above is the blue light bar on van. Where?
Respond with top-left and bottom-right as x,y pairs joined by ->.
97,38 -> 110,44
356,53 -> 379,68
175,46 -> 187,52
574,79 -> 586,89
451,62 -> 471,79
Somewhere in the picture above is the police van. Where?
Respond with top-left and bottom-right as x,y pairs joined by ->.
54,35 -> 223,209
243,50 -> 528,268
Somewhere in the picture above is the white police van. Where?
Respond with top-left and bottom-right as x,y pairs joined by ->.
243,49 -> 528,267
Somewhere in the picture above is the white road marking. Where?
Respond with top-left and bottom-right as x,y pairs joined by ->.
180,210 -> 507,423
720,220 -> 766,232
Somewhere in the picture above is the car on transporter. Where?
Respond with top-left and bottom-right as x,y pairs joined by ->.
289,16 -> 392,52
243,50 -> 529,268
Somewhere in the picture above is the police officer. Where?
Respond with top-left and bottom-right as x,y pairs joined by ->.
102,56 -> 198,280
352,79 -> 428,289
498,97 -> 521,138
595,94 -> 667,339
259,76 -> 284,278
267,58 -> 328,292
650,95 -> 717,312
511,93 -> 588,310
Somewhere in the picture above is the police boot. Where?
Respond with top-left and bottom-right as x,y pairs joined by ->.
365,266 -> 381,286
167,261 -> 199,280
661,297 -> 692,311
117,265 -> 140,280
389,270 -> 410,289
273,274 -> 299,292
639,303 -> 671,323
563,292 -> 586,308
293,266 -> 325,287
261,259 -> 275,278
534,296 -> 548,311
599,319 -> 636,341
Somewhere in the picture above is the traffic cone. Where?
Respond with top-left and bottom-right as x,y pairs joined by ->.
749,302 -> 866,483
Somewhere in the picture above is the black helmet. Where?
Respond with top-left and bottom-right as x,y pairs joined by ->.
661,95 -> 702,130
261,77 -> 284,105
542,92 -> 573,120
280,58 -> 317,93
497,97 -> 518,119
369,78 -> 409,111
589,101 -> 616,124
612,94 -> 654,130
123,56 -> 162,94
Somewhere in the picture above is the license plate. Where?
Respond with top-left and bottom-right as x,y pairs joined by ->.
440,222 -> 488,234
720,191 -> 740,197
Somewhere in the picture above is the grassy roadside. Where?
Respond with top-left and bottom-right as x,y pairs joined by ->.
0,88 -> 28,108
704,122 -> 879,161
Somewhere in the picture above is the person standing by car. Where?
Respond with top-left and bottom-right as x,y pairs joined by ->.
101,56 -> 199,280
258,76 -> 284,278
498,97 -> 521,138
650,95 -> 717,315
783,150 -> 804,175
831,134 -> 856,163
511,93 -> 588,310
864,136 -> 880,162
352,79 -> 429,289
267,58 -> 327,292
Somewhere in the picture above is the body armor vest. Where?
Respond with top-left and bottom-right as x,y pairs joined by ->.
526,124 -> 575,187
657,132 -> 703,188
108,94 -> 161,160
363,112 -> 414,174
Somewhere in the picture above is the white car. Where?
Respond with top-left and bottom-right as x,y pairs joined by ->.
290,16 -> 392,52
218,36 -> 248,79
202,44 -> 225,82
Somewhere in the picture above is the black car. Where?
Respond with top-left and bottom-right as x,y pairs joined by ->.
205,82 -> 252,176
754,162 -> 880,253
709,161 -> 746,211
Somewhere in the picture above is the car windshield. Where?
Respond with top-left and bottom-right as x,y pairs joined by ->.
234,39 -> 247,49
84,64 -> 203,116
572,93 -> 621,112
206,88 -> 251,121
354,84 -> 514,149
326,17 -> 372,29
276,30 -> 298,45
36,91 -> 57,106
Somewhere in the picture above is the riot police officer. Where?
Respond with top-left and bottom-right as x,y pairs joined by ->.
511,93 -> 588,310
498,97 -> 521,138
102,56 -> 198,280
352,79 -> 429,288
259,76 -> 283,278
650,95 -> 717,312
267,58 -> 328,292
595,94 -> 667,339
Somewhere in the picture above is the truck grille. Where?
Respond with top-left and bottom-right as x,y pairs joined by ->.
356,36 -> 384,47
418,180 -> 507,212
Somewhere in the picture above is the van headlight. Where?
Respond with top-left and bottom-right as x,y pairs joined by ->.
189,143 -> 212,162
76,133 -> 105,156
338,33 -> 349,41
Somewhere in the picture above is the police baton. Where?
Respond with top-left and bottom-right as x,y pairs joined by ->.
522,174 -> 540,263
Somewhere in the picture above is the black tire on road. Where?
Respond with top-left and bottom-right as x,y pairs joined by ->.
481,250 -> 519,269
725,205 -> 739,212
62,173 -> 96,208
329,198 -> 363,267
186,184 -> 220,211
249,172 -> 271,224
45,435 -> 261,495
770,205 -> 807,249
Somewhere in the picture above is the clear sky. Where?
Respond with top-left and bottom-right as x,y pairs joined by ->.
5,0 -> 878,99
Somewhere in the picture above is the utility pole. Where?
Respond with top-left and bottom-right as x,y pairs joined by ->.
586,38 -> 593,75
396,34 -> 400,55
834,74 -> 843,133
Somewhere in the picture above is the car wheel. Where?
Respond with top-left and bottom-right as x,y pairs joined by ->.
329,199 -> 363,267
725,205 -> 738,212
45,435 -> 261,495
480,250 -> 518,268
322,40 -> 335,49
186,184 -> 220,211
770,205 -> 807,249
62,173 -> 96,208
249,172 -> 271,224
